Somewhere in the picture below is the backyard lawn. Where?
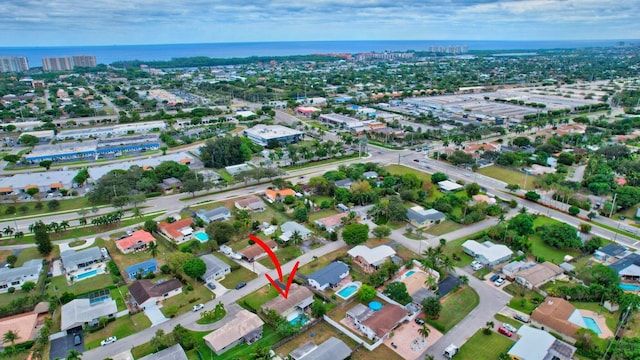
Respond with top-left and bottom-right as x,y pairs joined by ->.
455,329 -> 514,360
352,344 -> 404,360
530,217 -> 582,264
217,265 -> 257,289
424,220 -> 463,236
443,235 -> 481,267
308,208 -> 341,222
477,166 -> 536,190
238,284 -> 280,311
84,312 -> 151,349
504,283 -> 545,315
47,273 -> 116,297
258,246 -> 303,269
275,321 -> 358,357
428,286 -> 480,332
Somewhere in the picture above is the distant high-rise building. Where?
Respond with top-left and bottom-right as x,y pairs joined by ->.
0,56 -> 29,73
42,57 -> 74,72
72,55 -> 97,68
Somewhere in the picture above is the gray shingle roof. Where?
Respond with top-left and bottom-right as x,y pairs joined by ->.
61,298 -> 117,331
407,207 -> 445,223
60,247 -> 103,270
196,206 -> 230,221
299,337 -> 352,360
138,344 -> 188,360
610,253 -> 640,275
308,261 -> 349,288
0,259 -> 42,283
200,255 -> 231,280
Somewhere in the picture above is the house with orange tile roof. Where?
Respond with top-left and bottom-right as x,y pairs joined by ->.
264,188 -> 296,203
530,297 -> 585,343
116,230 -> 155,254
158,218 -> 194,244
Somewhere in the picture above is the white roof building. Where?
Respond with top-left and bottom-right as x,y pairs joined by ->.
61,298 -> 118,331
508,325 -> 576,360
437,180 -> 463,192
243,124 -> 304,146
462,240 -> 513,266
348,245 -> 396,268
87,152 -> 193,181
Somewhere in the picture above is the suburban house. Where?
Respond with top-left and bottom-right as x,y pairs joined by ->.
264,188 -> 296,203
307,261 -> 350,291
200,254 -> 231,284
128,279 -> 183,309
161,177 -> 182,194
60,247 -> 108,281
234,195 -> 267,212
314,213 -> 348,232
139,344 -> 188,360
594,244 -> 630,264
530,297 -> 588,342
513,262 -> 564,290
196,206 -> 231,224
61,298 -> 118,331
406,205 -> 445,229
437,180 -> 463,192
158,218 -> 194,244
125,259 -> 158,280
334,179 -> 353,189
471,194 -> 496,205
508,325 -> 576,360
261,284 -> 314,318
115,230 -> 155,254
289,337 -> 352,360
239,239 -> 278,262
609,253 -> 640,281
203,309 -> 264,355
502,261 -> 537,277
363,171 -> 378,179
348,245 -> 396,273
280,221 -> 312,242
0,259 -> 42,293
462,240 -> 513,266
357,304 -> 406,341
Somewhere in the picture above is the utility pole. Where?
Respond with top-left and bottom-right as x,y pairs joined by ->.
609,193 -> 618,218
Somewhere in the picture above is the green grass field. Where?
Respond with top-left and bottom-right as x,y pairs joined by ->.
84,313 -> 151,350
238,285 -> 280,311
425,220 -> 463,236
477,166 -> 535,190
456,329 -> 514,360
529,216 -> 582,263
258,246 -> 303,269
428,286 -> 480,332
504,283 -> 545,314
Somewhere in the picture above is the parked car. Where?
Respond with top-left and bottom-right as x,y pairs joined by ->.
494,278 -> 506,287
73,334 -> 82,346
207,283 -> 216,290
498,327 -> 513,337
192,304 -> 204,312
502,323 -> 517,333
489,274 -> 501,282
513,313 -> 530,323
235,282 -> 247,290
100,336 -> 117,346
413,159 -> 420,162
415,318 -> 425,325
471,261 -> 483,271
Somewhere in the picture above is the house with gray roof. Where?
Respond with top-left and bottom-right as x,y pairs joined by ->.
0,259 -> 42,293
60,247 -> 108,281
508,325 -> 576,360
594,244 -> 630,264
307,261 -> 349,291
139,344 -> 188,360
363,171 -> 378,179
462,240 -> 513,266
407,205 -> 445,229
290,337 -> 351,360
334,178 -> 353,189
200,254 -> 231,284
609,253 -> 640,281
280,221 -> 312,242
61,298 -> 118,331
196,206 -> 231,224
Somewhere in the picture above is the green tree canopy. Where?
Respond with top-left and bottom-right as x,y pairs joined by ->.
182,258 -> 206,281
342,223 -> 369,245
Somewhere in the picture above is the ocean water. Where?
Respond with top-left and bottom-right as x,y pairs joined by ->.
0,39 -> 628,67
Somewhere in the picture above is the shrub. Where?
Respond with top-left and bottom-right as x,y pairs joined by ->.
185,284 -> 194,291
7,287 -> 15,294
160,264 -> 171,274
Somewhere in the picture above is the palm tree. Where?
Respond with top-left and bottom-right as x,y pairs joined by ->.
484,320 -> 495,335
289,231 -> 303,246
418,324 -> 431,339
459,275 -> 469,286
148,241 -> 158,258
2,330 -> 19,346
2,226 -> 14,237
59,220 -> 70,232
251,345 -> 274,360
65,349 -> 82,360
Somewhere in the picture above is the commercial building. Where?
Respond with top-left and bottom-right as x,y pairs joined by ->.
437,180 -> 464,192
0,170 -> 77,194
319,113 -> 363,129
0,56 -> 29,73
244,124 -> 303,146
56,121 -> 166,140
462,240 -> 513,267
42,57 -> 74,72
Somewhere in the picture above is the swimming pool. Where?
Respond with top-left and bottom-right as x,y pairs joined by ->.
287,310 -> 308,326
90,295 -> 111,304
620,283 -> 640,291
336,282 -> 361,300
76,269 -> 98,280
583,316 -> 602,335
405,270 -> 415,277
194,232 -> 209,242
369,301 -> 382,311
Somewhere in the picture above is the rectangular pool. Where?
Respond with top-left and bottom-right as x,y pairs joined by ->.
337,285 -> 358,299
194,232 -> 209,242
76,269 -> 98,280
620,283 -> 640,291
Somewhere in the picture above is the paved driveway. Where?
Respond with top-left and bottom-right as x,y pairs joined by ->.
144,304 -> 168,326
50,330 -> 84,360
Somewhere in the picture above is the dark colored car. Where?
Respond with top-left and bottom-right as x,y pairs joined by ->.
413,159 -> 420,162
73,334 -> 82,346
514,313 -> 530,323
490,274 -> 500,282
235,282 -> 247,290
415,318 -> 425,325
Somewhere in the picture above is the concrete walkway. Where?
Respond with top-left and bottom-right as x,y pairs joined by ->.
58,237 -> 96,252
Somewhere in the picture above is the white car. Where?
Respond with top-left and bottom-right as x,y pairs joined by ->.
100,336 -> 117,346
470,261 -> 483,271
494,278 -> 506,287
502,323 -> 517,333
192,304 -> 204,312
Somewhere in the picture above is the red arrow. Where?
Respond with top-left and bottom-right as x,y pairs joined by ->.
249,234 -> 300,299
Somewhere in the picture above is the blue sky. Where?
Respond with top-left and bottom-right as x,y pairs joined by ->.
1,0 -> 637,46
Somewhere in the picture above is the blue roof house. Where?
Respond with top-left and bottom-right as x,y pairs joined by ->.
125,259 -> 158,280
307,261 -> 350,291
